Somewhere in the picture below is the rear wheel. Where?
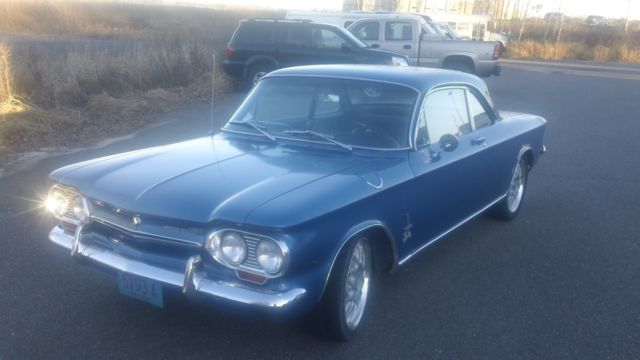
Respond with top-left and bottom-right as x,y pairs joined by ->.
443,59 -> 474,74
318,236 -> 373,341
245,64 -> 273,90
490,157 -> 528,220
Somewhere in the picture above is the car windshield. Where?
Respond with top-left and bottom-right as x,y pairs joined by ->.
224,77 -> 419,149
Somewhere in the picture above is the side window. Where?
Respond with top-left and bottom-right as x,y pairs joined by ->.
423,89 -> 470,144
312,28 -> 346,50
314,88 -> 341,116
467,92 -> 492,129
286,24 -> 313,48
235,22 -> 274,45
351,21 -> 380,41
385,21 -> 413,41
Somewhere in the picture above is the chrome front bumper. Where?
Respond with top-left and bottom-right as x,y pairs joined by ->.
49,226 -> 306,309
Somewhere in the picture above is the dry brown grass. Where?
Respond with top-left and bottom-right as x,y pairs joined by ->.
0,1 -> 279,167
508,40 -> 640,63
504,18 -> 640,63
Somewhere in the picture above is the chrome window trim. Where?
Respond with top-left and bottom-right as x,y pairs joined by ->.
246,74 -> 423,151
464,87 -> 498,131
206,228 -> 290,279
411,82 -> 498,150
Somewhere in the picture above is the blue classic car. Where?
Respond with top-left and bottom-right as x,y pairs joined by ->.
45,65 -> 546,340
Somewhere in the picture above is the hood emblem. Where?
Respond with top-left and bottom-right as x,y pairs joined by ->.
132,215 -> 141,226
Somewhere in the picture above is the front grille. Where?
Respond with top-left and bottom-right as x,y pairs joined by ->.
241,234 -> 262,272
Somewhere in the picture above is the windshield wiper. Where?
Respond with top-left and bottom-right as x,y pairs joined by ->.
229,121 -> 276,141
283,130 -> 352,152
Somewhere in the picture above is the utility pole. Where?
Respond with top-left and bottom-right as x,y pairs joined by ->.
625,0 -> 632,33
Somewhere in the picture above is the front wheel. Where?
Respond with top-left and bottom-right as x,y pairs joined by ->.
318,237 -> 373,341
490,156 -> 528,220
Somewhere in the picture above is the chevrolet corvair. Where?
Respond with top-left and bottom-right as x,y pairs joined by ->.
45,65 -> 546,340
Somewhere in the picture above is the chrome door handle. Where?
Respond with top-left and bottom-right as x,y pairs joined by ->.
471,137 -> 487,146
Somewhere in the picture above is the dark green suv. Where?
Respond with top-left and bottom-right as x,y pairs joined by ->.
223,19 -> 409,88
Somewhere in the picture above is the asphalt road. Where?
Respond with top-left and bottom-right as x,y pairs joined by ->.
1,60 -> 640,359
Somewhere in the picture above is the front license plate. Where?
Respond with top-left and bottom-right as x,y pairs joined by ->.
117,272 -> 164,308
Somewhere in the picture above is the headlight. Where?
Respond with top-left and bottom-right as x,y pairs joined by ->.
206,230 -> 288,277
45,188 -> 69,218
220,232 -> 247,265
256,240 -> 284,274
392,56 -> 408,66
72,195 -> 90,224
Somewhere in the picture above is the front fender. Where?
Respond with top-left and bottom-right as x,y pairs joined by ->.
318,220 -> 398,300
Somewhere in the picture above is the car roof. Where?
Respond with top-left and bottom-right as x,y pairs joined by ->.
264,65 -> 487,93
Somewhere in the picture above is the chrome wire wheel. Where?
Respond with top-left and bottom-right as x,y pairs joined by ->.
343,238 -> 371,331
507,160 -> 525,213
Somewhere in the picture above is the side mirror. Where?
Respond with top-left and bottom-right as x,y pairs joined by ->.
419,30 -> 426,41
439,134 -> 458,152
341,43 -> 352,52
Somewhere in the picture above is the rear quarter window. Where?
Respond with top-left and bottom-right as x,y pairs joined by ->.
232,22 -> 274,46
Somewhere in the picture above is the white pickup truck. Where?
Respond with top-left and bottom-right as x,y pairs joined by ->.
346,14 -> 502,77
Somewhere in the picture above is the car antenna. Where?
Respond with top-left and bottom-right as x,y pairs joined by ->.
208,54 -> 216,136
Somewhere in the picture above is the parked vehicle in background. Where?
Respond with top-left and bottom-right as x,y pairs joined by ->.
433,22 -> 460,40
426,14 -> 508,47
45,64 -> 546,341
286,11 -> 507,48
585,15 -> 607,26
223,19 -> 408,87
347,14 -> 502,77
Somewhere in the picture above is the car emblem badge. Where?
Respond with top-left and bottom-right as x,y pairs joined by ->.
132,215 -> 141,226
402,213 -> 413,243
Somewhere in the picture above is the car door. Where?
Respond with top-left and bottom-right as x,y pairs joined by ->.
309,26 -> 356,64
383,20 -> 415,59
349,20 -> 382,49
407,87 -> 500,249
464,88 -> 515,201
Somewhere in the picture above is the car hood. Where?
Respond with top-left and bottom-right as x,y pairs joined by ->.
49,135 -> 368,224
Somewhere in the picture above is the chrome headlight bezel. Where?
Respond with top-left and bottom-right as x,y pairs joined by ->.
205,229 -> 289,278
219,231 -> 247,266
255,240 -> 285,275
46,185 -> 90,225
46,186 -> 69,219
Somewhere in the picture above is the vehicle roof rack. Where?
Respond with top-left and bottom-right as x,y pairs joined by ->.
247,18 -> 312,23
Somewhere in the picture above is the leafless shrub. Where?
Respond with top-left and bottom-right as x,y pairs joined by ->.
0,1 -> 280,164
